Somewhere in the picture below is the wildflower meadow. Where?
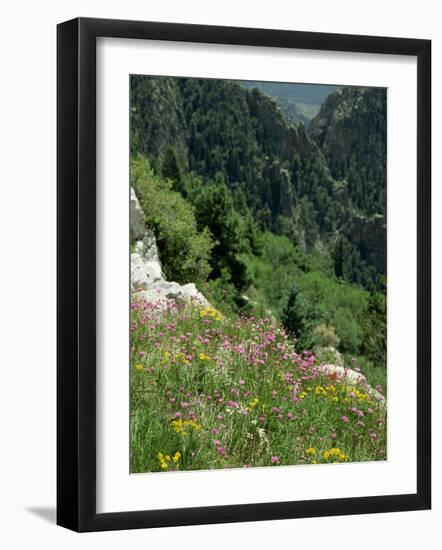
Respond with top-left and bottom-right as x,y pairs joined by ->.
129,77 -> 388,474
130,297 -> 387,473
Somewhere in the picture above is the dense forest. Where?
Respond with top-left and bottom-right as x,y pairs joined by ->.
130,76 -> 387,373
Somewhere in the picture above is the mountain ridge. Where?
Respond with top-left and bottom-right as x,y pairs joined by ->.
130,76 -> 386,290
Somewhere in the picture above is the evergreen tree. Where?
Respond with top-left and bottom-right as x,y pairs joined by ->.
281,284 -> 311,349
192,178 -> 250,291
361,291 -> 387,367
333,236 -> 345,279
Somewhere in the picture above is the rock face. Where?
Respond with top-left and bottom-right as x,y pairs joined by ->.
130,188 -> 209,307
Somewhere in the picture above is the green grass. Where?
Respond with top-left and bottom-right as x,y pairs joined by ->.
130,297 -> 387,473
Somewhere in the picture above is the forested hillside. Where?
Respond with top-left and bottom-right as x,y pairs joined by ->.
309,86 -> 387,215
130,76 -> 387,372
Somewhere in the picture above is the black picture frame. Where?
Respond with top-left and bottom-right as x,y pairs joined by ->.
57,17 -> 431,532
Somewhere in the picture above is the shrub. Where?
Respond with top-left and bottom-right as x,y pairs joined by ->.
131,155 -> 214,286
312,323 -> 340,348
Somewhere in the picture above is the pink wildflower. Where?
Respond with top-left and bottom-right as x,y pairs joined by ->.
217,446 -> 227,457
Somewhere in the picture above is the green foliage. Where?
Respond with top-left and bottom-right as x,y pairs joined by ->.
361,291 -> 387,368
310,87 -> 387,217
131,155 -> 213,286
243,213 -> 264,256
191,178 -> 250,291
243,233 -> 369,357
281,284 -> 313,349
130,76 -> 188,169
332,233 -> 381,291
312,323 -> 341,349
333,236 -> 346,279
161,145 -> 186,195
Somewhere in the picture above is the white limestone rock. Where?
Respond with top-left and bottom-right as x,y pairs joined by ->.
130,187 -> 210,307
135,282 -> 209,307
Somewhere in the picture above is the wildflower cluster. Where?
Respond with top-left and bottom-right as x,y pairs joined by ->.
171,418 -> 202,436
199,306 -> 223,321
322,447 -> 349,463
130,296 -> 387,473
157,451 -> 182,470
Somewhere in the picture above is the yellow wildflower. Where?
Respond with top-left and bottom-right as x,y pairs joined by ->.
305,447 -> 316,456
157,452 -> 170,470
322,447 -> 349,463
171,418 -> 202,436
199,306 -> 223,321
157,450 -> 182,469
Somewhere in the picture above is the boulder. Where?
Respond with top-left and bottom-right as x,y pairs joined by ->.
130,254 -> 163,291
135,282 -> 209,308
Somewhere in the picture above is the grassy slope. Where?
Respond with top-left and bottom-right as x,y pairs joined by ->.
242,232 -> 387,390
130,299 -> 386,473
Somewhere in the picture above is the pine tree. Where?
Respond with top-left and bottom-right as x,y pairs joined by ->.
192,178 -> 250,291
281,284 -> 310,349
333,236 -> 345,279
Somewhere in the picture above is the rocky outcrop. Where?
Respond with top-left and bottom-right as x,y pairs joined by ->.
320,364 -> 386,405
130,188 -> 209,307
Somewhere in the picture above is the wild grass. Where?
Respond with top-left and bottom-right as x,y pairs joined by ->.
130,297 -> 386,473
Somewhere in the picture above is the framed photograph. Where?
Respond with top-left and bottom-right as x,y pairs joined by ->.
57,17 -> 431,532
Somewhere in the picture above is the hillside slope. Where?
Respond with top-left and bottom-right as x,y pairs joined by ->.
131,76 -> 386,289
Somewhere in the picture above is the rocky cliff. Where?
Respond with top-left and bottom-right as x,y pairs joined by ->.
130,187 -> 209,306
